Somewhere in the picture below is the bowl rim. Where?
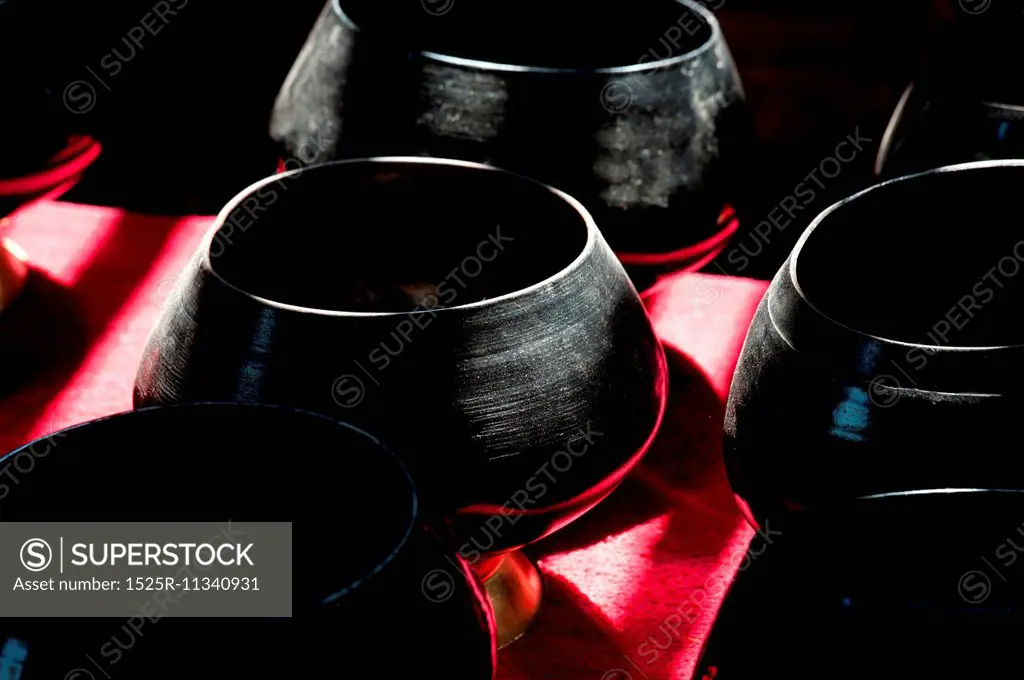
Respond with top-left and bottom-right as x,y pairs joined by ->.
857,487 -> 1024,501
785,158 -> 1024,355
1,401 -> 419,604
201,156 -> 600,318
330,0 -> 722,76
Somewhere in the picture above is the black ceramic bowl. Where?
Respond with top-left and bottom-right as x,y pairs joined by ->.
695,489 -> 1024,678
724,160 -> 1024,531
133,156 -> 667,644
270,0 -> 751,278
0,403 -> 495,679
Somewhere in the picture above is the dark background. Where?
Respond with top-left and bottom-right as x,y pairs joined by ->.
2,0 -> 1013,279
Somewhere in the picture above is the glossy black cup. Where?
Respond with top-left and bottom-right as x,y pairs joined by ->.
270,0 -> 751,281
0,403 -> 496,679
725,160 -> 1024,531
133,157 -> 667,644
695,489 -> 1024,679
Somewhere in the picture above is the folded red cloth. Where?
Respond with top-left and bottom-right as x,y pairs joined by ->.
0,201 -> 768,680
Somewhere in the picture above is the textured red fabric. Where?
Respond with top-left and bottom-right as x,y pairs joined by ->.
0,201 -> 769,680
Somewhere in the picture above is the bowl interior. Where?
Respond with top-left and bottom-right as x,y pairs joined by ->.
211,160 -> 590,313
795,164 -> 1024,348
0,404 -> 416,602
337,0 -> 713,70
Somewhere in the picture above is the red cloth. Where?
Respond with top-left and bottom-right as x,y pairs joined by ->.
0,201 -> 769,680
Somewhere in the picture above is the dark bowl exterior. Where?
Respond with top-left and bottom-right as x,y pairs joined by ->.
724,164 -> 1024,531
133,170 -> 667,556
0,403 -> 495,679
725,270 -> 1023,529
269,0 -> 751,260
